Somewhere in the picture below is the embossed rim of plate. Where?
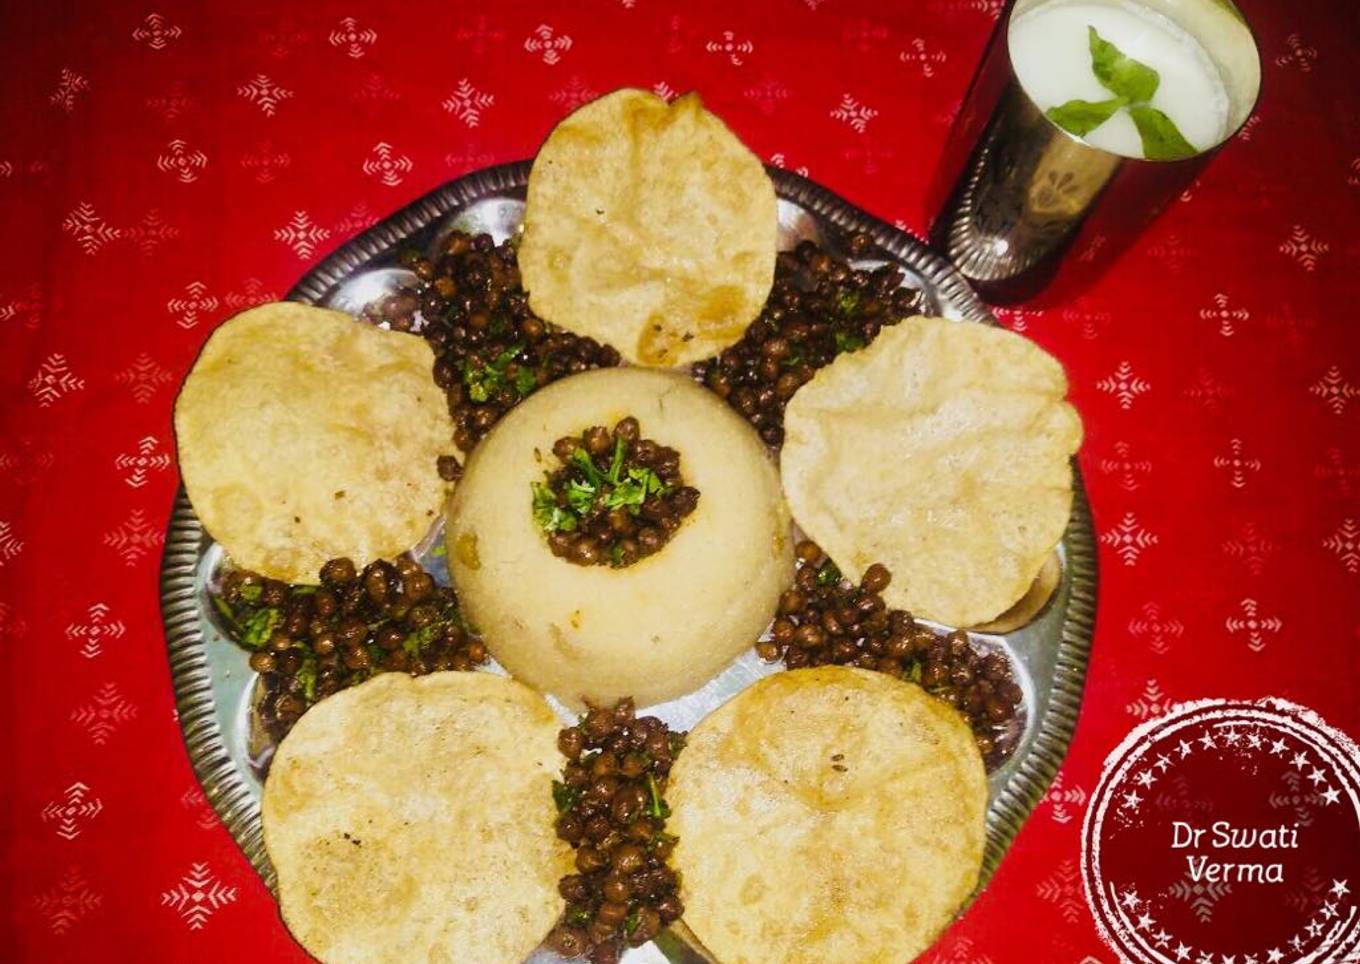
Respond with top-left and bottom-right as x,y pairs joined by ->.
159,160 -> 1097,933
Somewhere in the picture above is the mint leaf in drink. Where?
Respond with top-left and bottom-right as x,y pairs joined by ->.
1128,104 -> 1199,160
1089,26 -> 1159,102
1046,97 -> 1126,137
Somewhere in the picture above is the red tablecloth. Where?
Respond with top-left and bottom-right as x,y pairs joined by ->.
4,1 -> 1358,961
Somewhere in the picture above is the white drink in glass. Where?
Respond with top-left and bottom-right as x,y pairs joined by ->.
1008,0 -> 1231,159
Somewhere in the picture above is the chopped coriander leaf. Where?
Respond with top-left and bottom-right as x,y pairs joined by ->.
297,656 -> 318,701
565,478 -> 598,515
430,540 -> 448,558
834,330 -> 866,353
566,906 -> 592,927
610,543 -> 625,567
645,773 -> 670,819
240,607 -> 281,648
552,780 -> 581,813
211,596 -> 239,632
836,290 -> 861,315
607,435 -> 626,484
624,911 -> 640,936
532,481 -> 578,533
569,447 -> 607,488
238,583 -> 263,603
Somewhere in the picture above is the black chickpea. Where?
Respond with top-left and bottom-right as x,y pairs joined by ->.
759,540 -> 1024,767
547,699 -> 686,962
215,554 -> 486,742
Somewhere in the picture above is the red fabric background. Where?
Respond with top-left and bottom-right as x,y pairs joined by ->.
3,1 -> 1358,961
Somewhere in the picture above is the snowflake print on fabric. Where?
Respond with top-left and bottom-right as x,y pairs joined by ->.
161,863 -> 238,930
1101,512 -> 1158,566
1129,602 -> 1185,656
132,13 -> 181,50
114,436 -> 171,489
0,283 -> 44,329
156,140 -> 207,183
1037,858 -> 1087,924
50,68 -> 89,113
224,278 -> 280,312
1098,440 -> 1153,492
1221,522 -> 1277,576
70,682 -> 138,745
274,211 -> 331,259
31,867 -> 101,935
769,153 -> 810,177
28,354 -> 85,407
442,79 -> 494,128
65,603 -> 127,660
239,141 -> 291,184
115,352 -> 173,404
549,76 -> 598,111
830,94 -> 878,133
1183,367 -> 1234,412
1212,438 -> 1262,489
1279,225 -> 1329,271
1309,367 -> 1358,415
1042,771 -> 1090,825
1225,598 -> 1283,653
524,24 -> 572,65
457,15 -> 504,55
743,77 -> 789,115
63,203 -> 121,255
705,30 -> 754,66
328,17 -> 377,58
145,81 -> 198,122
127,209 -> 181,254
1314,448 -> 1360,498
0,521 -> 24,567
166,281 -> 219,329
103,508 -> 164,566
1323,519 -> 1360,575
1199,293 -> 1249,337
362,142 -> 413,187
1126,679 -> 1174,720
0,436 -> 55,485
236,74 -> 294,117
899,38 -> 947,78
1097,361 -> 1152,410
40,783 -> 103,841
1275,33 -> 1318,72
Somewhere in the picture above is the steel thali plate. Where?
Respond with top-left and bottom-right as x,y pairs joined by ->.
159,161 -> 1097,963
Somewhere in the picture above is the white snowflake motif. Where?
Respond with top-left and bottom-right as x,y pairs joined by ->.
239,140 -> 291,184
224,277 -> 280,312
1041,771 -> 1088,824
1126,679 -> 1174,719
1212,438 -> 1262,489
71,681 -> 138,744
31,866 -> 101,935
1263,303 -> 1316,348
0,436 -> 54,485
0,601 -> 28,643
1129,602 -> 1184,656
744,77 -> 789,116
549,76 -> 599,111
1183,367 -> 1233,412
166,281 -> 219,330
103,508 -> 164,566
1235,113 -> 1262,142
132,13 -> 182,50
50,67 -> 89,113
1199,293 -> 1249,337
274,210 -> 332,259
1278,225 -> 1329,271
1315,447 -> 1360,498
328,16 -> 377,58
1309,366 -> 1358,415
442,79 -> 495,128
236,74 -> 294,117
362,142 -> 413,187
1274,33 -> 1318,72
444,148 -> 497,174
831,94 -> 878,133
1036,859 -> 1086,923
768,153 -> 810,177
116,352 -> 173,404
921,935 -> 998,964
63,202 -> 122,255
0,520 -> 24,567
161,863 -> 238,930
28,353 -> 86,407
0,283 -> 43,329
1225,598 -> 1282,653
1098,440 -> 1153,492
1101,511 -> 1158,566
1221,521 -> 1276,576
352,72 -> 401,110
842,17 -> 888,52
1147,232 -> 1192,273
899,38 -> 947,78
114,436 -> 171,489
127,208 -> 181,254
524,24 -> 572,65
1166,878 -> 1232,924
1096,360 -> 1151,410
995,307 -> 1040,332
1060,302 -> 1112,339
65,603 -> 128,659
145,80 -> 197,121
155,140 -> 208,184
652,82 -> 678,101
1323,519 -> 1360,575
705,30 -> 754,66
41,783 -> 103,841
